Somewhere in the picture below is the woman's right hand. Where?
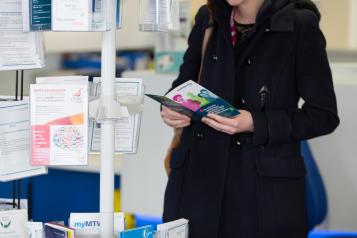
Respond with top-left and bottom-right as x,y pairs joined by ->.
161,106 -> 191,128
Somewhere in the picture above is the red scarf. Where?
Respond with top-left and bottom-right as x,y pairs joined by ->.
230,8 -> 237,46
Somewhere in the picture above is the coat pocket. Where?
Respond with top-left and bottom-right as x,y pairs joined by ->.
163,147 -> 189,222
256,155 -> 308,236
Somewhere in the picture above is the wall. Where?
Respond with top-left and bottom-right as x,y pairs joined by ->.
319,0 -> 351,50
311,63 -> 357,231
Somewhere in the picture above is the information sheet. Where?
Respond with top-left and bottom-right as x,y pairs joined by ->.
0,98 -> 47,182
0,0 -> 45,71
26,222 -> 44,238
30,83 -> 89,166
0,0 -> 22,31
0,209 -> 28,238
52,0 -> 91,31
0,32 -> 45,71
90,78 -> 143,154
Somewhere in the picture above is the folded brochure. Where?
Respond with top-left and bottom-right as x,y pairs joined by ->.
146,80 -> 239,119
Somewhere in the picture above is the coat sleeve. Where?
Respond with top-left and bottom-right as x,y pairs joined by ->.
251,10 -> 340,146
168,5 -> 208,91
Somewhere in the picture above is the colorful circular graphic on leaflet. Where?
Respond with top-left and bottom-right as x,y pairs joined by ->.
53,127 -> 83,151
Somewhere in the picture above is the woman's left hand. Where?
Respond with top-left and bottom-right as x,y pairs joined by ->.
201,110 -> 254,135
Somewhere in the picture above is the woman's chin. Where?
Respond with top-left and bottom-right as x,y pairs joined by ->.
225,0 -> 245,7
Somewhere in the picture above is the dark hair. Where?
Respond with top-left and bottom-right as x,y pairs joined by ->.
207,0 -> 215,19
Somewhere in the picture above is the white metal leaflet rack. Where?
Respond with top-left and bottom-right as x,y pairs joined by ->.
99,0 -> 117,237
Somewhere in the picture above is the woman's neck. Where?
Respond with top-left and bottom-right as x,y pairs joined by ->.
234,0 -> 265,24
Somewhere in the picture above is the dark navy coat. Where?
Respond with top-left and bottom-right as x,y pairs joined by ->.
163,0 -> 339,237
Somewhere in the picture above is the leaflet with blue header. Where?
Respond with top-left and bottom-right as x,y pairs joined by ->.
119,225 -> 154,238
22,0 -> 52,32
146,80 -> 240,119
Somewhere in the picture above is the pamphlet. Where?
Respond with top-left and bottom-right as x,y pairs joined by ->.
0,98 -> 47,182
157,219 -> 189,238
0,209 -> 28,238
69,212 -> 125,236
0,0 -> 22,31
119,225 -> 154,238
52,0 -> 108,31
89,78 -> 144,154
44,222 -> 75,238
146,80 -> 240,119
52,0 -> 90,31
30,82 -> 89,166
0,31 -> 45,71
116,0 -> 123,29
27,222 -> 44,238
36,76 -> 88,84
0,0 -> 45,71
22,0 -> 52,31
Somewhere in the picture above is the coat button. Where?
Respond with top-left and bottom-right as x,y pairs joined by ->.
196,132 -> 204,139
241,98 -> 245,104
236,140 -> 241,146
246,58 -> 252,65
212,55 -> 218,61
265,28 -> 270,32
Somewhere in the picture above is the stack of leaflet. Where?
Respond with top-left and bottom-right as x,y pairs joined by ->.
0,97 -> 47,182
27,222 -> 45,238
89,78 -> 144,154
0,0 -> 45,71
157,219 -> 189,238
44,223 -> 75,238
30,76 -> 89,166
51,0 -> 108,31
118,219 -> 189,238
22,0 -> 52,31
119,225 -> 154,238
0,209 -> 28,238
69,212 -> 125,236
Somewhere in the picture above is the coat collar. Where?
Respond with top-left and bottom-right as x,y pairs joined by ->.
212,0 -> 295,44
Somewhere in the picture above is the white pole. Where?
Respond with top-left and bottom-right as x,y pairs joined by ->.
100,0 -> 117,237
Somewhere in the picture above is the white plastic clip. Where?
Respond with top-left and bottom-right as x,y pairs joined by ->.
89,95 -> 144,123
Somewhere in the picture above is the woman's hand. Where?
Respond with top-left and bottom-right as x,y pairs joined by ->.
161,106 -> 191,128
201,110 -> 254,135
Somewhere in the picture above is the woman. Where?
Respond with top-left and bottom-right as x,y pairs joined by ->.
161,0 -> 339,237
